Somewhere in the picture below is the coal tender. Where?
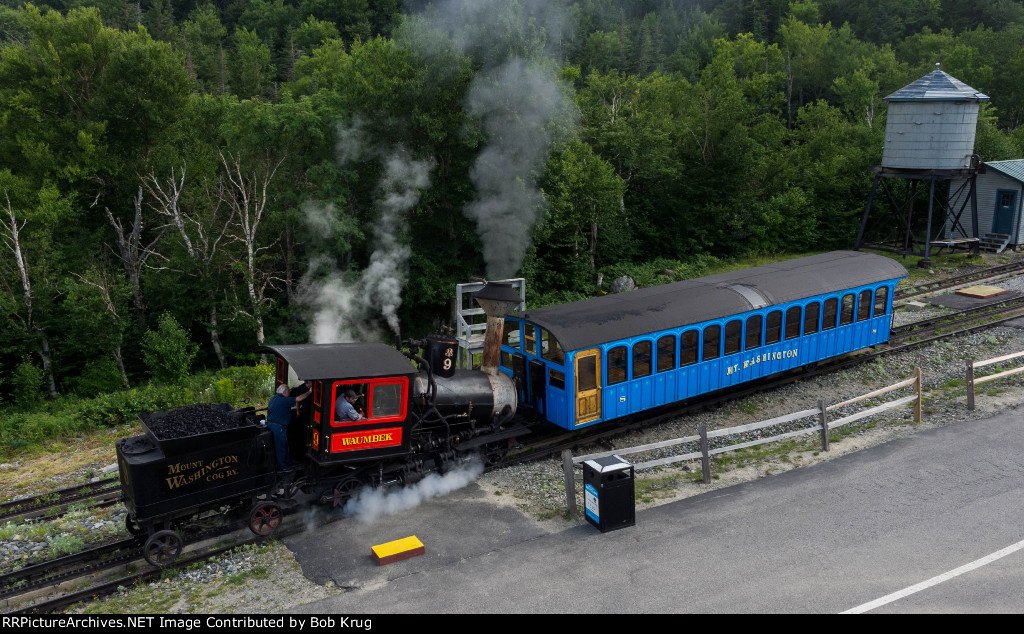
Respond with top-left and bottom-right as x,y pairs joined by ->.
116,404 -> 278,566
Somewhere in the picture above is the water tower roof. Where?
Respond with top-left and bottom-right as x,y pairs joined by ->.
885,69 -> 989,102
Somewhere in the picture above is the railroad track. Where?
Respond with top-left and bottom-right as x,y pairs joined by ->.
6,260 -> 1024,614
0,479 -> 121,525
894,259 -> 1024,302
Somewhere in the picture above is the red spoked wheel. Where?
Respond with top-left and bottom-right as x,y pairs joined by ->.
331,477 -> 364,508
142,530 -> 183,567
248,503 -> 283,536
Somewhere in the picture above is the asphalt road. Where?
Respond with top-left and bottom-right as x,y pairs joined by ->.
283,407 -> 1024,613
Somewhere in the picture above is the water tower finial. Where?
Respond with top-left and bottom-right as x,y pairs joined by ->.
936,62 -> 940,69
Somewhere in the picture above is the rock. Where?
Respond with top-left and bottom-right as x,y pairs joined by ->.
610,275 -> 636,294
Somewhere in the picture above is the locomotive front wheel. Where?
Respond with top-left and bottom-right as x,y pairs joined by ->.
142,530 -> 183,567
248,503 -> 283,536
482,440 -> 509,467
125,516 -> 144,537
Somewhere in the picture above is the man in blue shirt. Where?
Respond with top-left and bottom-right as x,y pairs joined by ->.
335,389 -> 364,422
266,382 -> 311,471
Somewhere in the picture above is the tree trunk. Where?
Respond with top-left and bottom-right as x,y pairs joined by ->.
209,299 -> 228,369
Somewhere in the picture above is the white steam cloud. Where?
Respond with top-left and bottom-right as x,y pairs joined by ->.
403,0 -> 577,279
341,460 -> 484,524
297,119 -> 433,343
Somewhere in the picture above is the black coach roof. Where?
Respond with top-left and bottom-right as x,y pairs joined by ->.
255,343 -> 415,380
516,251 -> 907,352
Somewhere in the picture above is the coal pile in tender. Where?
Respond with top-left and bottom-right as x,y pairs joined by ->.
145,404 -> 247,440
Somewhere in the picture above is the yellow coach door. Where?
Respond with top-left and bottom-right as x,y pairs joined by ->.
575,349 -> 602,426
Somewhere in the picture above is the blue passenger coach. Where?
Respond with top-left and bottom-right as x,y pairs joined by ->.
496,251 -> 908,430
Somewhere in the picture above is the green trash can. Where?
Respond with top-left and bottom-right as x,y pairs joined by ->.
582,455 -> 635,532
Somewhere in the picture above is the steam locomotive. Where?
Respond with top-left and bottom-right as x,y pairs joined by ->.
116,251 -> 907,565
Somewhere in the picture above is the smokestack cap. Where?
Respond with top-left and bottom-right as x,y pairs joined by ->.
474,282 -> 521,318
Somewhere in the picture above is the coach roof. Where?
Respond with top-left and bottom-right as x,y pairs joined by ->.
515,251 -> 907,353
255,343 -> 415,380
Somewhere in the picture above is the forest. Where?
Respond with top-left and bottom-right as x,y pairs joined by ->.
2,0 -> 1024,412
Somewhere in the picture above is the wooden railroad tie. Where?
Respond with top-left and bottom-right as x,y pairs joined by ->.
371,535 -> 425,565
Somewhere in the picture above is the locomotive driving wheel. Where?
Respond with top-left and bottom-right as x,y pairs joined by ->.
142,530 -> 183,567
331,477 -> 364,508
248,502 -> 283,536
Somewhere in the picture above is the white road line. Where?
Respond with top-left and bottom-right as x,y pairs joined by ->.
842,539 -> 1024,614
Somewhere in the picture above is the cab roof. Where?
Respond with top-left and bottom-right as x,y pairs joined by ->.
255,343 -> 416,380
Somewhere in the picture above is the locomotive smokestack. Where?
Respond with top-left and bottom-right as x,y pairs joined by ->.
473,282 -> 521,376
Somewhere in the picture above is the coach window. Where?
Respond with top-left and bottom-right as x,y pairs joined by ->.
822,298 -> 838,331
523,324 -> 537,355
804,302 -> 820,335
633,341 -> 652,378
857,290 -> 872,321
702,325 -> 721,361
724,320 -> 742,355
541,329 -> 565,364
549,369 -> 565,390
840,294 -> 855,326
607,346 -> 628,385
785,306 -> 802,340
680,330 -> 699,366
874,287 -> 889,317
502,320 -> 521,349
766,311 -> 782,345
657,335 -> 676,372
745,315 -> 762,350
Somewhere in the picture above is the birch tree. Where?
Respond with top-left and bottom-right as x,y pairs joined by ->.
218,150 -> 284,346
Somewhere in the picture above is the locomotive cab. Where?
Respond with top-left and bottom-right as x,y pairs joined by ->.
256,343 -> 418,466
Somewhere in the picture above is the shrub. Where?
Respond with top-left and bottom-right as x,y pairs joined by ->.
142,313 -> 199,384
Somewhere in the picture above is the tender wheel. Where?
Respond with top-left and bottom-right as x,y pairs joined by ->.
142,530 -> 183,567
248,503 -> 283,536
125,516 -> 144,536
329,477 -> 365,508
482,440 -> 509,467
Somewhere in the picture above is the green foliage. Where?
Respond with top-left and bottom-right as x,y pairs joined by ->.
10,358 -> 45,407
71,358 -> 124,398
142,313 -> 200,384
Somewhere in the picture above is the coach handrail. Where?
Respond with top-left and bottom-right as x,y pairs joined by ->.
966,349 -> 1024,410
561,367 -> 923,516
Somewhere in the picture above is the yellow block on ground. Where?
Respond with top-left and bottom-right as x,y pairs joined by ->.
956,285 -> 1008,299
372,535 -> 425,565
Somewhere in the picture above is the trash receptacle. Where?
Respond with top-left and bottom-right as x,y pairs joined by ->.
582,454 -> 634,532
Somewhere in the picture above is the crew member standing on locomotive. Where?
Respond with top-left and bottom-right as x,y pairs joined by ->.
336,389 -> 363,422
267,382 -> 311,470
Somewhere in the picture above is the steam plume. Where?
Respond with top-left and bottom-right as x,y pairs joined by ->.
342,460 -> 484,524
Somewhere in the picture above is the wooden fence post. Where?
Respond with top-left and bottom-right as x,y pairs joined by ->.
913,366 -> 923,423
699,423 -> 711,484
561,450 -> 577,516
966,359 -> 975,411
818,399 -> 829,452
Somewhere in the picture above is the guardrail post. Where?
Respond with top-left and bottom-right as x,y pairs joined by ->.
818,399 -> 829,452
913,366 -> 923,423
966,359 -> 975,411
561,450 -> 577,516
699,424 -> 711,484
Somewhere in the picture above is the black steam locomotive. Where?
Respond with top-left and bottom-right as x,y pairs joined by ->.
117,320 -> 526,566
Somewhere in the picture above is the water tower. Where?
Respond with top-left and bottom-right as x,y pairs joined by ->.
855,65 -> 989,265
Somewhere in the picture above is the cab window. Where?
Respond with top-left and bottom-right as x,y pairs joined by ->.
785,306 -> 802,340
822,298 -> 838,331
541,329 -> 564,364
680,331 -> 698,366
766,311 -> 782,345
724,320 -> 742,355
745,315 -> 762,350
803,302 -> 820,335
857,290 -> 872,321
502,320 -> 521,349
874,287 -> 889,317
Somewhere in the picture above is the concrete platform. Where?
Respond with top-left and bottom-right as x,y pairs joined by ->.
928,289 -> 1021,310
